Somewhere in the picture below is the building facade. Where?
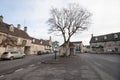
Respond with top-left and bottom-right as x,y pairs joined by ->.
72,41 -> 84,53
0,15 -> 53,57
90,32 -> 120,53
0,16 -> 32,56
59,42 -> 75,56
39,37 -> 53,53
83,45 -> 90,53
59,41 -> 84,56
30,38 -> 45,54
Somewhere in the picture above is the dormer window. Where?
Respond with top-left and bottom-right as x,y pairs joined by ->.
40,41 -> 42,44
104,36 -> 107,40
95,37 -> 98,41
32,39 -> 35,43
114,34 -> 118,38
9,24 -> 14,32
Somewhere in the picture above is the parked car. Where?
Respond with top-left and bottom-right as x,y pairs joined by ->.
37,51 -> 44,55
1,51 -> 25,60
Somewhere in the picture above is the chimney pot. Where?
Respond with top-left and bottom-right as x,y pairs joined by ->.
17,24 -> 21,30
24,26 -> 27,32
0,15 -> 3,23
91,34 -> 93,37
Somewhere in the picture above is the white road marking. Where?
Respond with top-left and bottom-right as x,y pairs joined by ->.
89,62 -> 115,80
94,62 -> 102,67
0,75 -> 4,78
29,64 -> 35,67
15,68 -> 23,72
37,62 -> 41,64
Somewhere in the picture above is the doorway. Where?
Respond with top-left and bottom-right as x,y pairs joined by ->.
24,46 -> 30,55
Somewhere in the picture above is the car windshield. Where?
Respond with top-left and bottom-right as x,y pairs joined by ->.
11,52 -> 18,54
3,52 -> 8,55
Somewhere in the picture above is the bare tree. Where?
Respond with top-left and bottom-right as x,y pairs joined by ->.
48,3 -> 92,56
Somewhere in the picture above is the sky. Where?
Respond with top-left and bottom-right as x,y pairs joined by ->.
0,0 -> 120,45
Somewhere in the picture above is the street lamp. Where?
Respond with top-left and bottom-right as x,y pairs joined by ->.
54,45 -> 58,60
53,41 -> 59,60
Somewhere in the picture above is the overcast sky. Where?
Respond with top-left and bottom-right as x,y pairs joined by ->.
0,0 -> 120,45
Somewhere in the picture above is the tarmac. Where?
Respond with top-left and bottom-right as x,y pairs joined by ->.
22,54 -> 101,80
1,53 -> 120,80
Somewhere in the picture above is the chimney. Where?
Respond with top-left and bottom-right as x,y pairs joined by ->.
17,24 -> 21,30
91,34 -> 93,37
49,36 -> 52,41
24,26 -> 27,32
0,15 -> 3,23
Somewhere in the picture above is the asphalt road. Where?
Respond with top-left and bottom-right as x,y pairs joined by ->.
0,53 -> 120,80
80,53 -> 120,80
0,54 -> 54,76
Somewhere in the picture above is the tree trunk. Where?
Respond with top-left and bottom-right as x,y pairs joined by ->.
65,41 -> 70,56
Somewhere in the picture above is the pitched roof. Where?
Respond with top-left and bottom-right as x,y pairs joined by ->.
90,32 -> 120,43
60,42 -> 75,47
39,39 -> 51,46
0,22 -> 31,39
31,37 -> 42,45
71,41 -> 82,44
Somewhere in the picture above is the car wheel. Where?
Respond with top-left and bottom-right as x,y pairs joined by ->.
10,56 -> 14,60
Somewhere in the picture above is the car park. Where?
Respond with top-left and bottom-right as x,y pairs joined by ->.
1,51 -> 25,60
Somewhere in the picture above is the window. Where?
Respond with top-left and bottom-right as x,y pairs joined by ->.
0,39 -> 2,44
113,41 -> 117,46
40,41 -> 42,44
22,40 -> 27,45
17,38 -> 21,44
32,39 -> 35,43
114,34 -> 118,38
95,37 -> 98,41
104,36 -> 107,40
9,24 -> 14,32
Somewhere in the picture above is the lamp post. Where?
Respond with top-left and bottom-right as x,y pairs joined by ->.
53,41 -> 59,60
54,46 -> 57,60
54,49 -> 57,60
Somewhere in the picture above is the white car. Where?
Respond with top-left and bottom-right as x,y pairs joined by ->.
1,51 -> 25,60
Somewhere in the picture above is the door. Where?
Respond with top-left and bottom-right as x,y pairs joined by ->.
24,46 -> 30,55
70,48 -> 74,56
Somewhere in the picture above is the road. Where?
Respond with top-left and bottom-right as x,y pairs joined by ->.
0,53 -> 120,80
80,53 -> 120,80
0,54 -> 54,76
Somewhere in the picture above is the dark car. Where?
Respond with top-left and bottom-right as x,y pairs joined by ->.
37,51 -> 44,55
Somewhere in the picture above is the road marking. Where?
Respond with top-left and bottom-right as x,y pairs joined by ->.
94,62 -> 102,67
29,64 -> 35,67
15,68 -> 23,72
89,62 -> 115,80
37,62 -> 41,64
0,75 -> 4,78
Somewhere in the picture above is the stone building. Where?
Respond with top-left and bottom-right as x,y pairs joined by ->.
0,16 -> 32,56
59,42 -> 75,56
39,37 -> 53,53
59,41 -> 84,56
83,45 -> 90,53
0,15 -> 53,57
90,32 -> 120,53
72,41 -> 84,53
30,38 -> 45,54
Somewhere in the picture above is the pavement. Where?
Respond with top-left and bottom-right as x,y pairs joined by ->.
21,54 -> 101,80
1,53 -> 119,80
36,55 -> 101,80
